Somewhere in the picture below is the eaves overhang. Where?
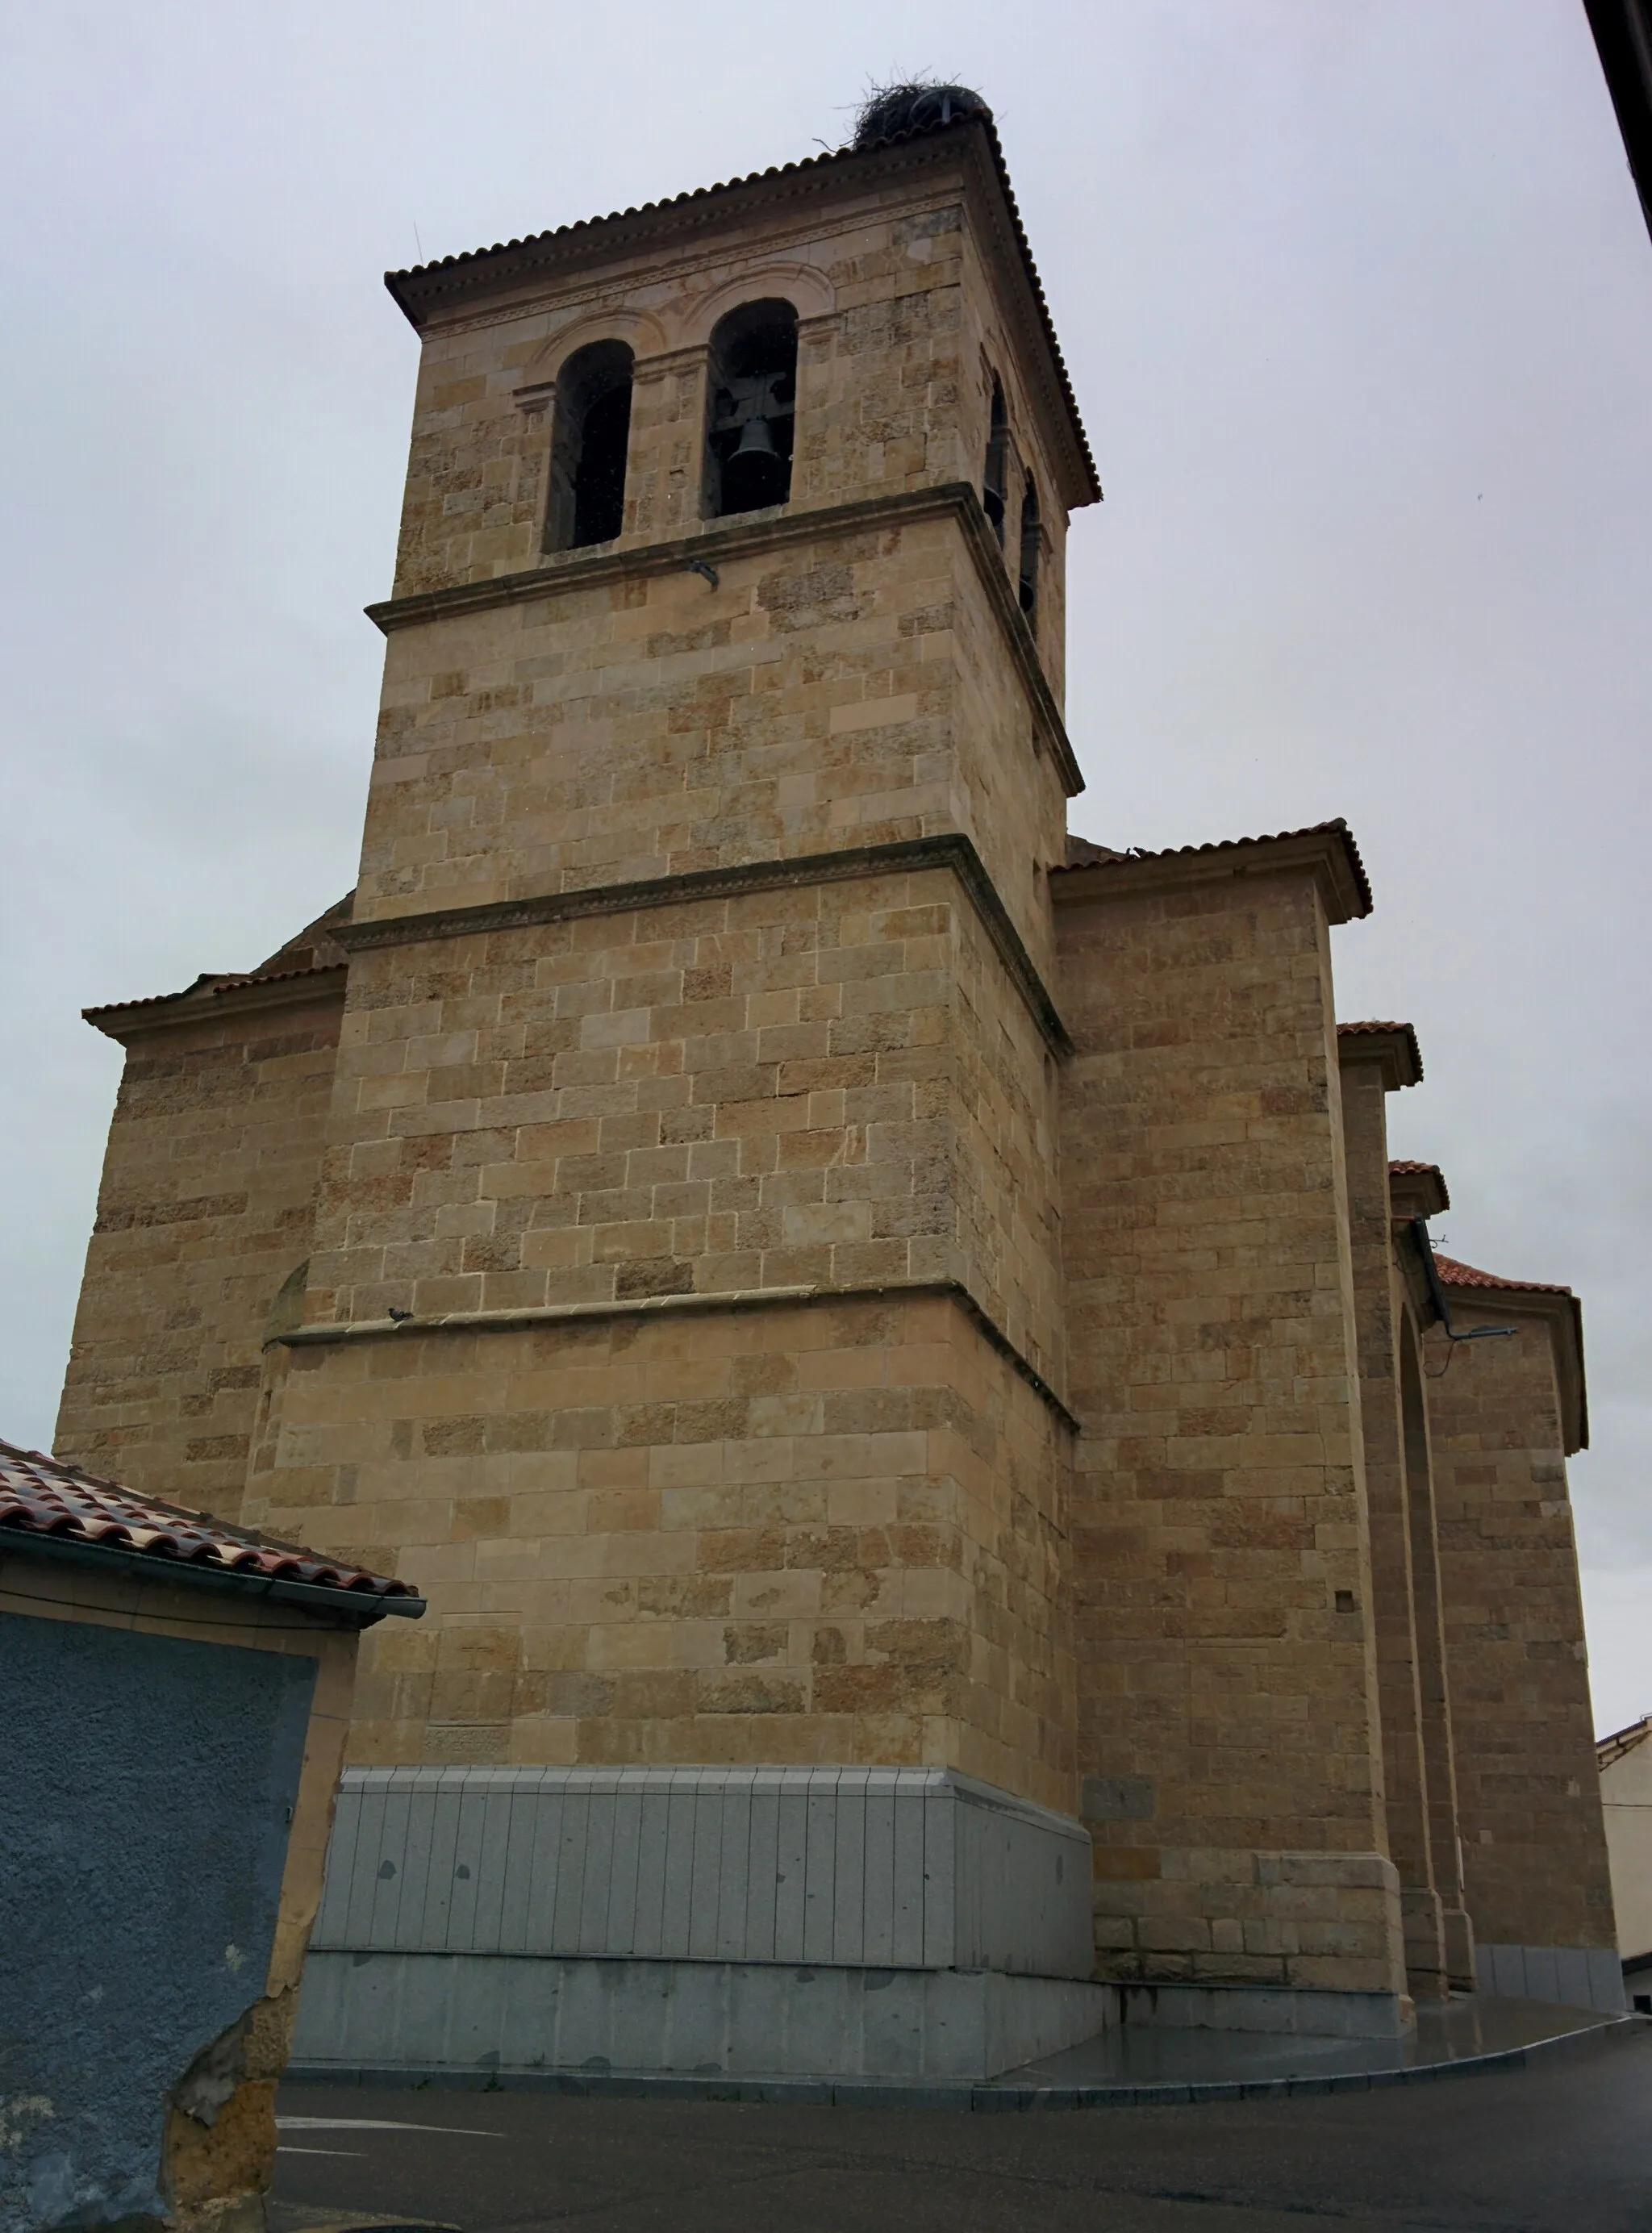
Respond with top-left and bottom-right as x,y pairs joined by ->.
1338,1021 -> 1422,1091
1049,820 -> 1372,925
84,962 -> 348,1045
2,1525 -> 424,1626
1388,1160 -> 1450,1218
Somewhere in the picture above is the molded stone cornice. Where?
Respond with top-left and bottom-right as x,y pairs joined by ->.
365,482 -> 1084,799
332,830 -> 1072,1058
275,1274 -> 1079,1434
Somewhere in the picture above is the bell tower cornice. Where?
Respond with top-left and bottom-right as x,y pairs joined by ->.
364,480 -> 1084,798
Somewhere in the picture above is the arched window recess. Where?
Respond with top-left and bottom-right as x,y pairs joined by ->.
982,377 -> 1008,545
1018,476 -> 1041,620
706,299 -> 799,517
545,339 -> 634,552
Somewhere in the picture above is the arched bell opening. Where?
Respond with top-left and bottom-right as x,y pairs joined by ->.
706,299 -> 799,518
546,339 -> 635,551
1018,475 -> 1041,619
982,377 -> 1008,545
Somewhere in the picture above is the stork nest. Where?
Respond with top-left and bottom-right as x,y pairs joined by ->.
853,81 -> 991,151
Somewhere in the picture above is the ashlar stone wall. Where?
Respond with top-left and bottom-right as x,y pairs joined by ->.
54,987 -> 344,1517
1056,838 -> 1404,2001
386,136 -> 1075,637
246,125 -> 1086,1815
302,866 -> 1062,1384
1337,1045 -> 1465,1997
357,511 -> 1071,987
248,1292 -> 1073,1808
1429,1297 -> 1617,1955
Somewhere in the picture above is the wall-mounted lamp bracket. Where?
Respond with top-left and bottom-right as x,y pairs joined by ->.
1410,1215 -> 1516,1343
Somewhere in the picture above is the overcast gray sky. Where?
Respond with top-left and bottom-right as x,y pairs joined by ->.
3,1 -> 1650,1730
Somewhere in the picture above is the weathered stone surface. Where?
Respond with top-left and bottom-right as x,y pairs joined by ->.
55,993 -> 343,1519
1056,851 -> 1404,1999
1429,1298 -> 1617,1955
249,1292 -> 1073,1806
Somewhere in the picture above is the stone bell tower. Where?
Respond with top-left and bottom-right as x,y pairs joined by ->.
233,94 -> 1121,2072
56,86 -> 1627,2080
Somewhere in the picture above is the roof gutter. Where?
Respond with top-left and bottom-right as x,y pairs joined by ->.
1,1524 -> 425,1626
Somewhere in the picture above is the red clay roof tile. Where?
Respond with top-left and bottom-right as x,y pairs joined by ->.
1338,1021 -> 1423,1087
0,1439 -> 419,1608
1432,1254 -> 1574,1298
1387,1158 -> 1449,1212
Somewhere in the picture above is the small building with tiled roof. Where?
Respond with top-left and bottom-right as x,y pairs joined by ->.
0,1440 -> 422,2233
1598,1715 -> 1652,1997
40,86 -> 1621,2086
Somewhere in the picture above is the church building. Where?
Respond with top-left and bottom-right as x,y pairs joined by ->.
54,91 -> 1621,2078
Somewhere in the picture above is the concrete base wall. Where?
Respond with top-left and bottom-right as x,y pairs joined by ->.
298,1765 -> 1429,2074
290,1953 -> 1116,2082
1475,1942 -> 1625,2014
311,1764 -> 1095,1979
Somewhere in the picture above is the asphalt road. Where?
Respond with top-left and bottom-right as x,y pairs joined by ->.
274,2031 -> 1652,2233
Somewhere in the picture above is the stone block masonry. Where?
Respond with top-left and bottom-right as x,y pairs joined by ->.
1337,1034 -> 1473,1998
252,1289 -> 1073,1809
1054,835 -> 1406,2009
304,861 -> 1065,1385
1429,1288 -> 1617,1972
56,981 -> 344,1518
244,123 -> 1087,1838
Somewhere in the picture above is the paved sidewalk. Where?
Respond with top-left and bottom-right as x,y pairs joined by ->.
274,2023 -> 1652,2232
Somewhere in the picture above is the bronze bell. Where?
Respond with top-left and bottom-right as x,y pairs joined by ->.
730,415 -> 778,458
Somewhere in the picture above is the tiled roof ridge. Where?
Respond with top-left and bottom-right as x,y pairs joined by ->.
1050,818 -> 1373,914
388,115 -> 962,282
1341,1020 -> 1412,1037
383,114 -> 1100,504
1432,1252 -> 1574,1299
1389,1158 -> 1444,1176
0,1438 -> 417,1601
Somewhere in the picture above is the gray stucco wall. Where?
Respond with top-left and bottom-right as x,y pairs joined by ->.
0,1609 -> 316,2233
